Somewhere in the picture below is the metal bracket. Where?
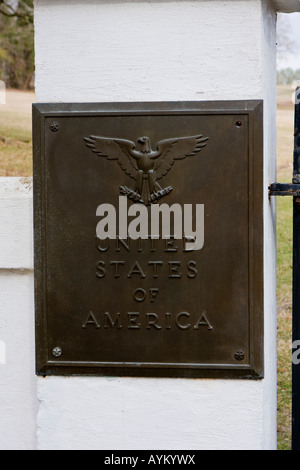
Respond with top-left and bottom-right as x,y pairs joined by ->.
269,182 -> 300,197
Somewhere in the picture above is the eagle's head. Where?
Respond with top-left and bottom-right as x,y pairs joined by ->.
138,136 -> 151,154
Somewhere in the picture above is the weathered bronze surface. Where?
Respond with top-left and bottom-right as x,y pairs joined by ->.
33,100 -> 264,378
84,134 -> 209,205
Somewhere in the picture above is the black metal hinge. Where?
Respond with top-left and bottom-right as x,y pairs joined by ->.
269,182 -> 300,200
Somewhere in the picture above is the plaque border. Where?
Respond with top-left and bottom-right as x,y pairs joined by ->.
33,100 -> 264,379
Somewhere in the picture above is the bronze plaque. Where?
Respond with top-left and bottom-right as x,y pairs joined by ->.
33,101 -> 263,378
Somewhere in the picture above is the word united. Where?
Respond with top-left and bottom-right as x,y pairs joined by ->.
96,196 -> 204,251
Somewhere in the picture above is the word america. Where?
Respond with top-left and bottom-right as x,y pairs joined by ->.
82,311 -> 213,331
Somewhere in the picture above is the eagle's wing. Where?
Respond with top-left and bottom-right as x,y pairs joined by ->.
84,136 -> 138,179
154,135 -> 209,180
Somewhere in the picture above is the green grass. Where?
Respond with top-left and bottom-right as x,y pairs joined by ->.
276,85 -> 295,450
0,110 -> 32,176
276,196 -> 293,450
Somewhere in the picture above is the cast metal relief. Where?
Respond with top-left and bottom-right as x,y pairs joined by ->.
84,134 -> 209,204
33,100 -> 264,379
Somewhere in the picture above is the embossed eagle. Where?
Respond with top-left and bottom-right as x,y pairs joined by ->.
84,134 -> 209,204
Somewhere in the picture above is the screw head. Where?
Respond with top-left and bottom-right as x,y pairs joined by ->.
52,347 -> 62,358
50,121 -> 60,132
234,350 -> 245,361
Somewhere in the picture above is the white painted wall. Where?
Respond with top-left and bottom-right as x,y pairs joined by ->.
31,0 -> 278,450
35,0 -> 264,104
0,178 -> 37,450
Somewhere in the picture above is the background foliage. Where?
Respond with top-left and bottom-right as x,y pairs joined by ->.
0,0 -> 34,89
277,68 -> 300,85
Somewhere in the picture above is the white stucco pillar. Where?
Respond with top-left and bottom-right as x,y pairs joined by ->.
0,178 -> 37,450
31,0 -> 297,450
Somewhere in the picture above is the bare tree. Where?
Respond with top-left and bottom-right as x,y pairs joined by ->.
0,0 -> 34,89
277,14 -> 297,64
0,0 -> 33,23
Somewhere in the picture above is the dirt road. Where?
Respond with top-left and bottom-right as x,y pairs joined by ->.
2,89 -> 35,115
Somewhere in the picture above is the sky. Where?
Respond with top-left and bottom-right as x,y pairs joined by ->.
277,13 -> 300,69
